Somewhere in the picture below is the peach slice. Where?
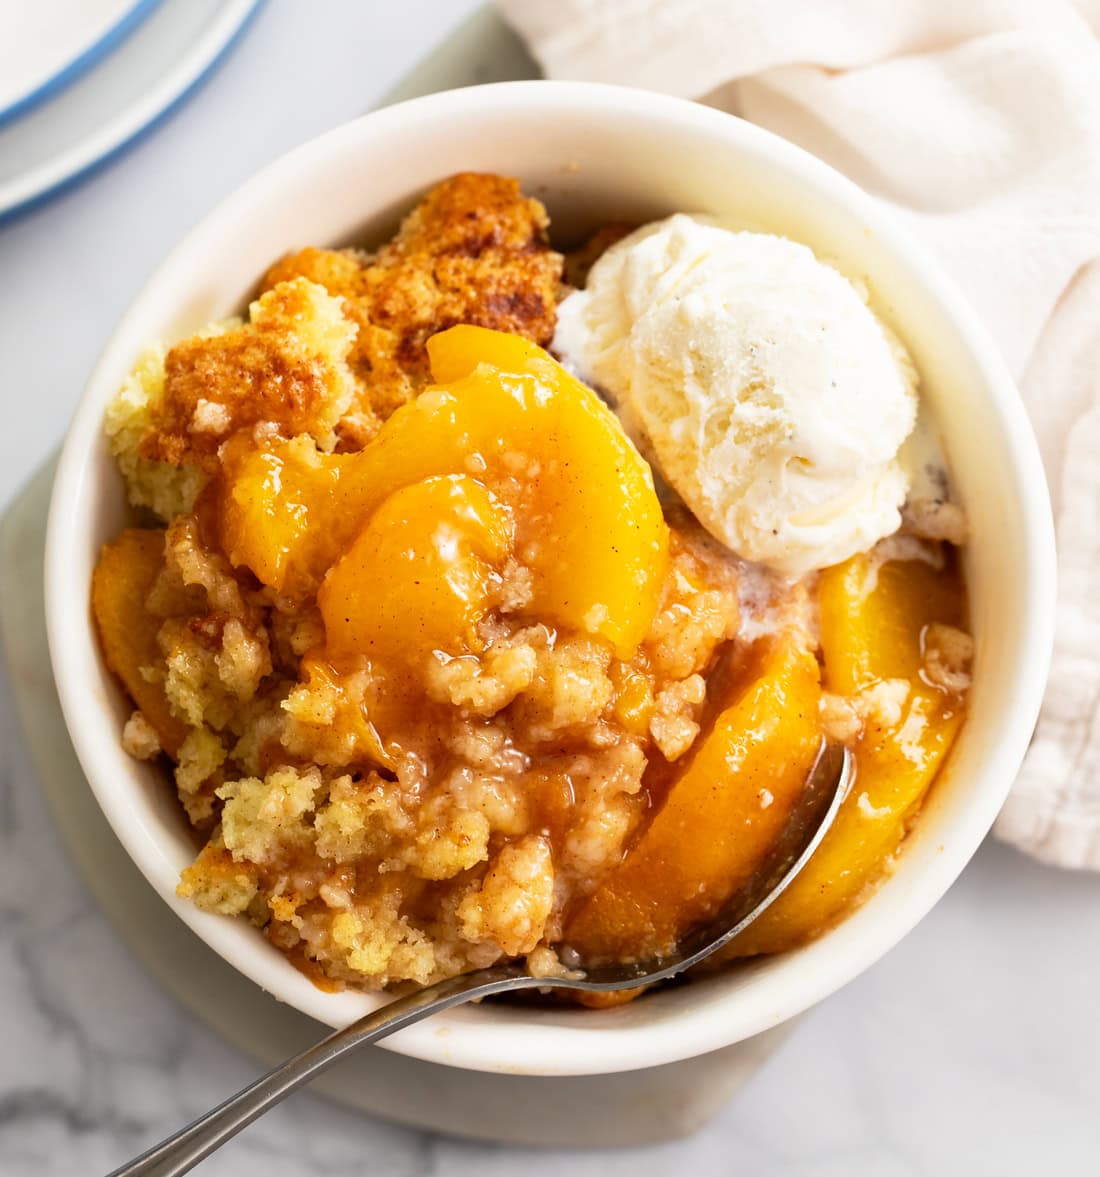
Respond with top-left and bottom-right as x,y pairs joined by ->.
428,326 -> 671,658
218,434 -> 352,599
565,639 -> 823,963
92,528 -> 188,757
730,555 -> 967,956
818,553 -> 965,690
318,474 -> 512,669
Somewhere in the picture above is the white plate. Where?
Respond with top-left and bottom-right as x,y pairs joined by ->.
0,0 -> 156,124
0,0 -> 263,222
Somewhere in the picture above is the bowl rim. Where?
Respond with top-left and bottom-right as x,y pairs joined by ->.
44,79 -> 1056,1076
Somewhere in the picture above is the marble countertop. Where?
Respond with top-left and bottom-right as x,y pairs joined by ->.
1,3 -> 1097,1173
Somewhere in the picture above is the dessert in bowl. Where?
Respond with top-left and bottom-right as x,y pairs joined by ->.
45,82 -> 1054,1076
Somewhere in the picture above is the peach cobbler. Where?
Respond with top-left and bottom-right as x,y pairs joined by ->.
93,174 -> 972,994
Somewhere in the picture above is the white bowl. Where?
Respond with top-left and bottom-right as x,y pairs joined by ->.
45,81 -> 1055,1077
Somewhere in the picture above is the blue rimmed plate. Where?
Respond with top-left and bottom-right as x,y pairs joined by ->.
0,0 -> 162,126
0,0 -> 263,223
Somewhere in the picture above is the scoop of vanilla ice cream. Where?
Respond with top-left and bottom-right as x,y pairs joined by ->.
554,215 -> 919,576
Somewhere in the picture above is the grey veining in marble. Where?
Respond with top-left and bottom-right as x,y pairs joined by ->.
1,2 -> 1098,1174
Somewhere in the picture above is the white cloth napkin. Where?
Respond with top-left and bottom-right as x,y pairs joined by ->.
497,0 -> 1100,869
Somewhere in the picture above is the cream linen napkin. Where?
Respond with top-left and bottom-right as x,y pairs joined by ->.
496,0 -> 1100,868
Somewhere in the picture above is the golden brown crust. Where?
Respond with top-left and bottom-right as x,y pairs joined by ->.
263,173 -> 564,443
142,279 -> 356,470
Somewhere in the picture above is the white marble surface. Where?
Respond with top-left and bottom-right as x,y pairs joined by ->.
1,2 -> 1098,1173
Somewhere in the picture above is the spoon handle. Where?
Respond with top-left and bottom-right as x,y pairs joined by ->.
106,965 -> 530,1177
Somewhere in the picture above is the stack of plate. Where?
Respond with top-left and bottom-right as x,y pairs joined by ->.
0,0 -> 262,222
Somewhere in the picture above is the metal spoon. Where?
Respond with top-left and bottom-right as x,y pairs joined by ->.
109,743 -> 850,1177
